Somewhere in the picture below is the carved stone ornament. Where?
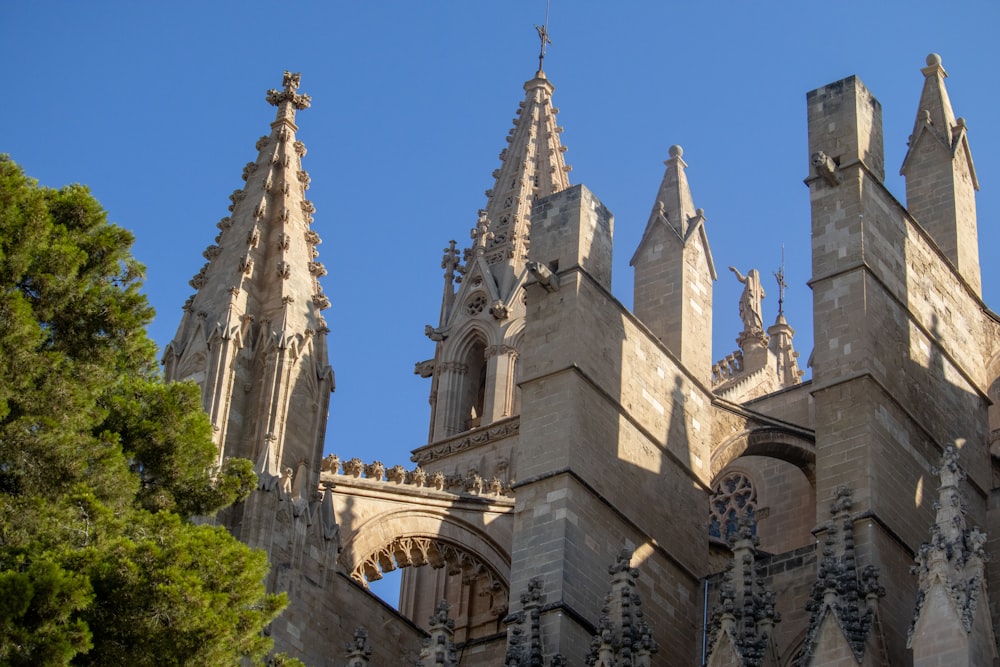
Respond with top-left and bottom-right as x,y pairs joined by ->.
344,627 -> 372,666
189,265 -> 208,290
308,261 -> 327,277
386,465 -> 407,484
585,550 -> 658,667
411,418 -> 519,465
321,453 -> 340,474
908,444 -> 990,645
202,244 -> 222,260
312,293 -> 331,310
505,578 -> 565,667
304,230 -> 321,245
490,300 -> 509,320
241,161 -> 257,181
342,457 -> 364,478
266,71 -> 312,110
293,140 -> 306,157
800,486 -> 884,664
811,150 -> 840,186
364,460 -> 385,480
408,467 -> 427,487
277,261 -> 291,279
424,325 -> 447,342
255,135 -> 269,151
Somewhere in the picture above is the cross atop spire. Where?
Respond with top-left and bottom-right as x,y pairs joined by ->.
267,71 -> 311,127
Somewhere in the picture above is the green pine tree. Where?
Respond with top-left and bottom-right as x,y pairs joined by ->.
0,156 -> 281,665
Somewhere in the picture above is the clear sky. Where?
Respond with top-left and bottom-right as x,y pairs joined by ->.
4,2 -> 999,476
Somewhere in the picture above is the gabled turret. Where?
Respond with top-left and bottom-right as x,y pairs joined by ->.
630,145 -> 716,382
900,53 -> 981,296
163,72 -> 334,493
418,56 -> 571,442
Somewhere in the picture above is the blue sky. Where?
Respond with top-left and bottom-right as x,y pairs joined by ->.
4,1 -> 999,478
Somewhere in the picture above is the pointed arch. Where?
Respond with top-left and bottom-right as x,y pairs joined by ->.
711,427 -> 815,484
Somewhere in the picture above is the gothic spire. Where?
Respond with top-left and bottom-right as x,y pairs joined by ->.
163,71 -> 333,483
472,47 -> 572,300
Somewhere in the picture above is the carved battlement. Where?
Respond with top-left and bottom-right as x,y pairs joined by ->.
712,350 -> 745,386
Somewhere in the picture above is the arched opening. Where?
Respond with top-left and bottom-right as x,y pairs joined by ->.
340,515 -> 511,645
460,337 -> 487,431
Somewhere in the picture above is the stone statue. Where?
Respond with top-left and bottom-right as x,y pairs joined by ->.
729,266 -> 765,335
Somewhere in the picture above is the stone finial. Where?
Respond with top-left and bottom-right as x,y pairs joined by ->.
504,578 -> 565,667
801,486 -> 884,664
705,518 -> 780,667
470,210 -> 494,258
266,71 -> 312,111
345,627 -> 373,666
321,453 -> 340,474
363,460 -> 385,480
909,443 -> 992,647
585,550 -> 658,667
419,600 -> 458,667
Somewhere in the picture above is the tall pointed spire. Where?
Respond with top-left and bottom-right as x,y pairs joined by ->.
630,145 -> 716,382
164,71 -> 334,495
900,53 -> 981,296
419,36 -> 573,441
474,40 -> 572,300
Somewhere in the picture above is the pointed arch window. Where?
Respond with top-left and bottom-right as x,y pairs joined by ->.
459,338 -> 487,431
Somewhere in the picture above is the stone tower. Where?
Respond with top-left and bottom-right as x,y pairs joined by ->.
163,72 -> 335,538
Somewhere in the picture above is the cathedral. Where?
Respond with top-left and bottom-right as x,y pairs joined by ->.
163,46 -> 1000,666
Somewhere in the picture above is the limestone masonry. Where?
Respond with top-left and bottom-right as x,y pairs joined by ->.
164,54 -> 1000,665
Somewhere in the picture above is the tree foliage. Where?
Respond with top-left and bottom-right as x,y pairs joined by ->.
0,156 -> 277,665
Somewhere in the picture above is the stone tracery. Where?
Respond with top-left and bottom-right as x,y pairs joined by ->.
709,471 -> 758,540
